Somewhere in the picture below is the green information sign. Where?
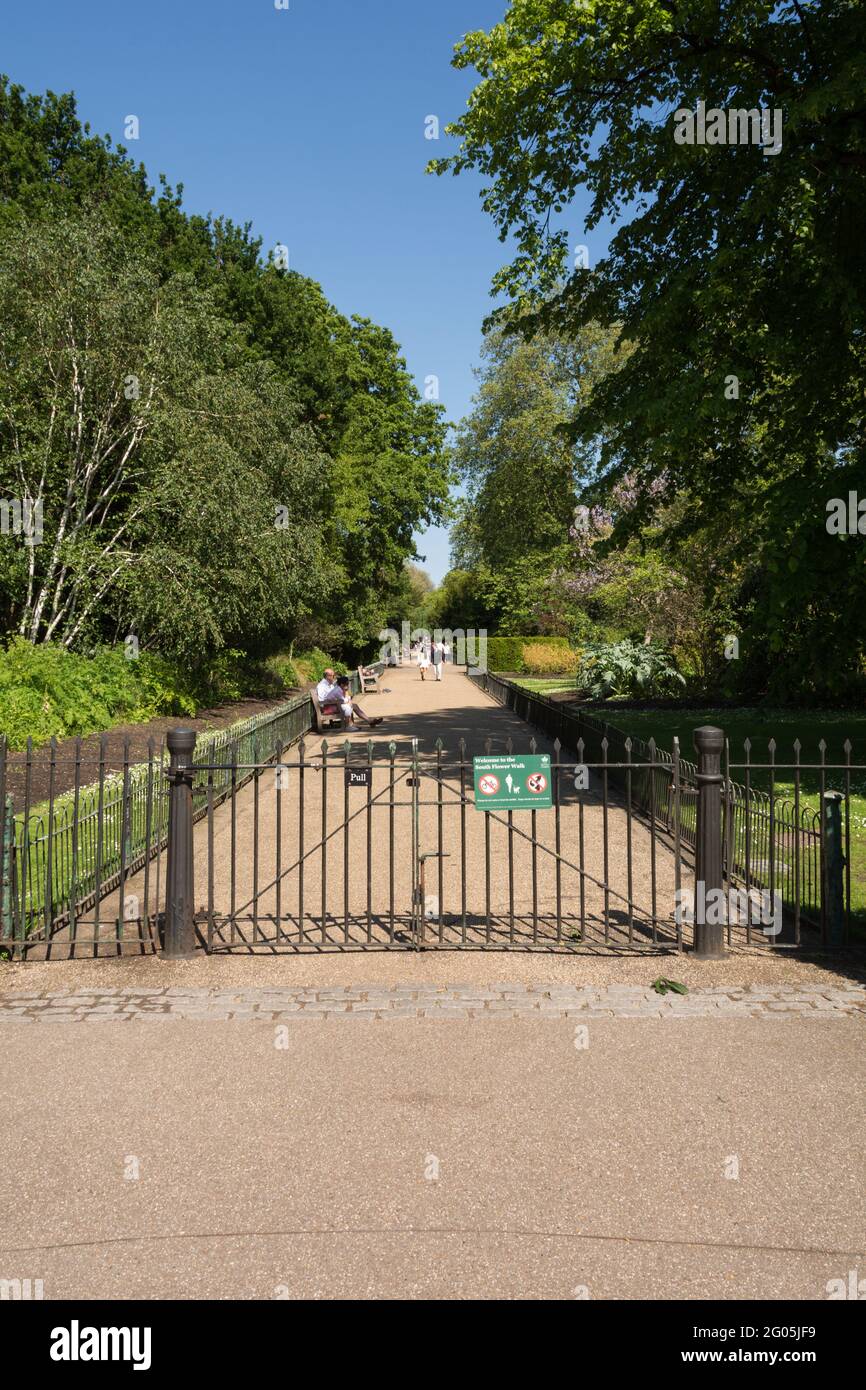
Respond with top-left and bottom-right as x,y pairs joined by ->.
473,754 -> 553,811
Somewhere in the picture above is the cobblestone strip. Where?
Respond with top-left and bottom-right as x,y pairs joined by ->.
0,983 -> 863,1022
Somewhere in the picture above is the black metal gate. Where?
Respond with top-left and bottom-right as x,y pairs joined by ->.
196,733 -> 692,954
5,699 -> 853,960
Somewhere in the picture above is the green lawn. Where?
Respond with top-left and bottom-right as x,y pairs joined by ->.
589,706 -> 863,772
511,677 -> 578,696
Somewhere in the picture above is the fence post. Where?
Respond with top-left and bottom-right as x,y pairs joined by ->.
693,725 -> 727,959
164,728 -> 197,957
822,791 -> 845,947
1,795 -> 12,943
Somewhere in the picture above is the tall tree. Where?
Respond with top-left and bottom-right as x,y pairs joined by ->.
450,318 -> 623,636
432,0 -> 866,694
0,75 -> 450,662
452,327 -> 580,569
0,210 -> 328,660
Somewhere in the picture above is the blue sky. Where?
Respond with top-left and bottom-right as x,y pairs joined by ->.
3,0 -> 602,581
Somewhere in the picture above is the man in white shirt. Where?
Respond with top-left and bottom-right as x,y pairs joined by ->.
316,669 -> 348,718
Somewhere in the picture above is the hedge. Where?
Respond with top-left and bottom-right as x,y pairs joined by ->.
522,642 -> 580,675
473,636 -> 574,674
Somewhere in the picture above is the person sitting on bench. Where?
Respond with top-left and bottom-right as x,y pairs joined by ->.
316,668 -> 351,723
316,670 -> 382,727
335,674 -> 383,727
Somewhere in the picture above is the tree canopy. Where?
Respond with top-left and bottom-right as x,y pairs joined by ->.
0,75 -> 450,668
431,0 -> 866,697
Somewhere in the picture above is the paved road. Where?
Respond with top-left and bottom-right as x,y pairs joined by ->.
1,981 -> 864,1021
1,1014 -> 863,1299
5,669 -> 863,1302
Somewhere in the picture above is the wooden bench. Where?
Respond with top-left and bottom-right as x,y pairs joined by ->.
310,687 -> 347,734
357,665 -> 380,694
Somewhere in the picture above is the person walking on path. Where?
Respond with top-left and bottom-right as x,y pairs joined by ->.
432,641 -> 444,681
417,644 -> 430,680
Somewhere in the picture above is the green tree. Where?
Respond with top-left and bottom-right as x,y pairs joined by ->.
323,316 -> 450,654
0,75 -> 451,667
432,1 -> 866,695
426,568 -> 499,633
0,210 -> 327,661
452,327 -> 580,569
448,318 -> 623,638
389,562 -> 436,631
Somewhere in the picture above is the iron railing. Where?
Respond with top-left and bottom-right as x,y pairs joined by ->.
0,664 -> 385,951
469,669 -> 855,946
0,660 -> 855,956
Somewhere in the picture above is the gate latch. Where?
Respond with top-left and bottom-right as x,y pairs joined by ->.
416,852 -> 450,905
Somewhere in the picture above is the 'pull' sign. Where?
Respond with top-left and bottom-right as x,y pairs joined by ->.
346,767 -> 371,788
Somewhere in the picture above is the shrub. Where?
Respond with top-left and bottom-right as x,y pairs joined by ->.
130,653 -> 198,719
476,635 -> 576,674
292,648 -> 338,685
522,642 -> 580,675
263,651 -> 301,691
0,640 -> 143,748
481,637 -> 526,672
261,647 -> 346,691
577,640 -> 686,700
0,638 -> 309,751
526,636 -> 574,652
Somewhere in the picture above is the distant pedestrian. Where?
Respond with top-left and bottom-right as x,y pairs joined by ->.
432,641 -> 443,681
417,644 -> 430,680
442,640 -> 452,665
